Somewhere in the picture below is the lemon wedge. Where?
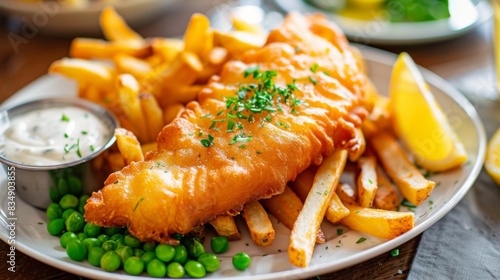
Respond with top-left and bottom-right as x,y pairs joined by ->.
389,52 -> 467,172
485,128 -> 500,186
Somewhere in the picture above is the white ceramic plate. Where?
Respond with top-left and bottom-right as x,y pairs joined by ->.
0,0 -> 180,36
274,0 -> 492,45
0,45 -> 486,279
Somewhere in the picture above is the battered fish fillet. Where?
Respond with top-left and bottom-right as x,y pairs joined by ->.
84,13 -> 368,244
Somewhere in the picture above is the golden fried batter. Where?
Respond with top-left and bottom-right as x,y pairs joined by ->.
84,13 -> 368,244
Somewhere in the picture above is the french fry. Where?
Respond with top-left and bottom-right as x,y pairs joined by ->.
348,128 -> 366,162
356,156 -> 378,207
213,30 -> 265,57
147,52 -> 202,105
115,128 -> 144,164
141,142 -> 157,155
70,38 -> 151,60
49,58 -> 115,92
163,103 -> 185,124
100,6 -> 144,43
183,13 -> 213,57
139,93 -> 164,141
289,149 -> 348,268
373,167 -> 399,211
261,186 -> 325,244
157,84 -> 204,107
210,216 -> 241,241
371,132 -> 435,206
113,53 -> 153,79
242,201 -> 275,247
151,38 -> 183,63
206,47 -> 229,65
289,166 -> 317,202
325,192 -> 350,224
117,74 -> 149,142
106,152 -> 125,172
336,182 -> 357,205
340,203 -> 414,239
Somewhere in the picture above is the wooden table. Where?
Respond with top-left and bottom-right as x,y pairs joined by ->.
0,1 -> 494,279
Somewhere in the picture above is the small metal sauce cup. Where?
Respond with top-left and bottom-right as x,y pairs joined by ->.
0,98 -> 118,209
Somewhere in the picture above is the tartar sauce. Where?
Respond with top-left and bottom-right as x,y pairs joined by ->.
2,106 -> 111,166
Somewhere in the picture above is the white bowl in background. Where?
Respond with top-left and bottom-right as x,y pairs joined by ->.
0,0 -> 180,37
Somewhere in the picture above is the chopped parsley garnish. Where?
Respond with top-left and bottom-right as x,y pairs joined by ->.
356,237 -> 367,244
133,197 -> 145,211
200,134 -> 215,147
64,133 -> 69,138
61,114 -> 70,122
310,63 -> 319,73
229,133 -> 252,145
337,228 -> 343,235
400,199 -> 417,209
197,66 -> 305,147
64,138 -> 82,158
81,131 -> 88,135
89,145 -> 95,152
308,75 -> 318,85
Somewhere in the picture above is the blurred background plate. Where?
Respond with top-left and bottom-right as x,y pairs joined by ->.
274,0 -> 492,45
0,0 -> 180,37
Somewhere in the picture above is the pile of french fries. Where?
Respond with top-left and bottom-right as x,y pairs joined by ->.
49,7 -> 436,268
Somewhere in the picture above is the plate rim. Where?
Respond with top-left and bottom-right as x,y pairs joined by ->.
0,45 -> 487,279
273,0 -> 492,45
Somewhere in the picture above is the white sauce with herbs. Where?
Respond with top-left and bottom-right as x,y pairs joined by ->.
3,106 -> 111,165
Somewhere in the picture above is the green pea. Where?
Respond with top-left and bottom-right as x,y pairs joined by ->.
57,178 -> 69,196
197,253 -> 220,273
147,258 -> 167,278
133,248 -> 145,258
124,234 -> 141,249
211,236 -> 229,254
167,262 -> 185,278
115,245 -> 134,263
156,244 -> 175,263
49,186 -> 61,203
65,212 -> 85,233
104,227 -> 123,236
188,239 -> 205,259
102,240 -> 117,251
47,218 -> 65,236
124,256 -> 144,276
143,241 -> 156,252
141,251 -> 156,266
184,260 -> 206,278
88,247 -> 105,267
77,232 -> 88,241
97,234 -> 110,244
61,209 -> 76,221
84,223 -> 101,238
66,239 -> 87,261
173,244 -> 188,264
46,203 -> 62,220
78,194 -> 90,214
115,238 -> 126,248
100,250 -> 121,272
232,252 -> 251,270
82,237 -> 101,251
60,232 -> 78,248
59,194 -> 78,210
111,233 -> 124,241
67,175 -> 83,196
